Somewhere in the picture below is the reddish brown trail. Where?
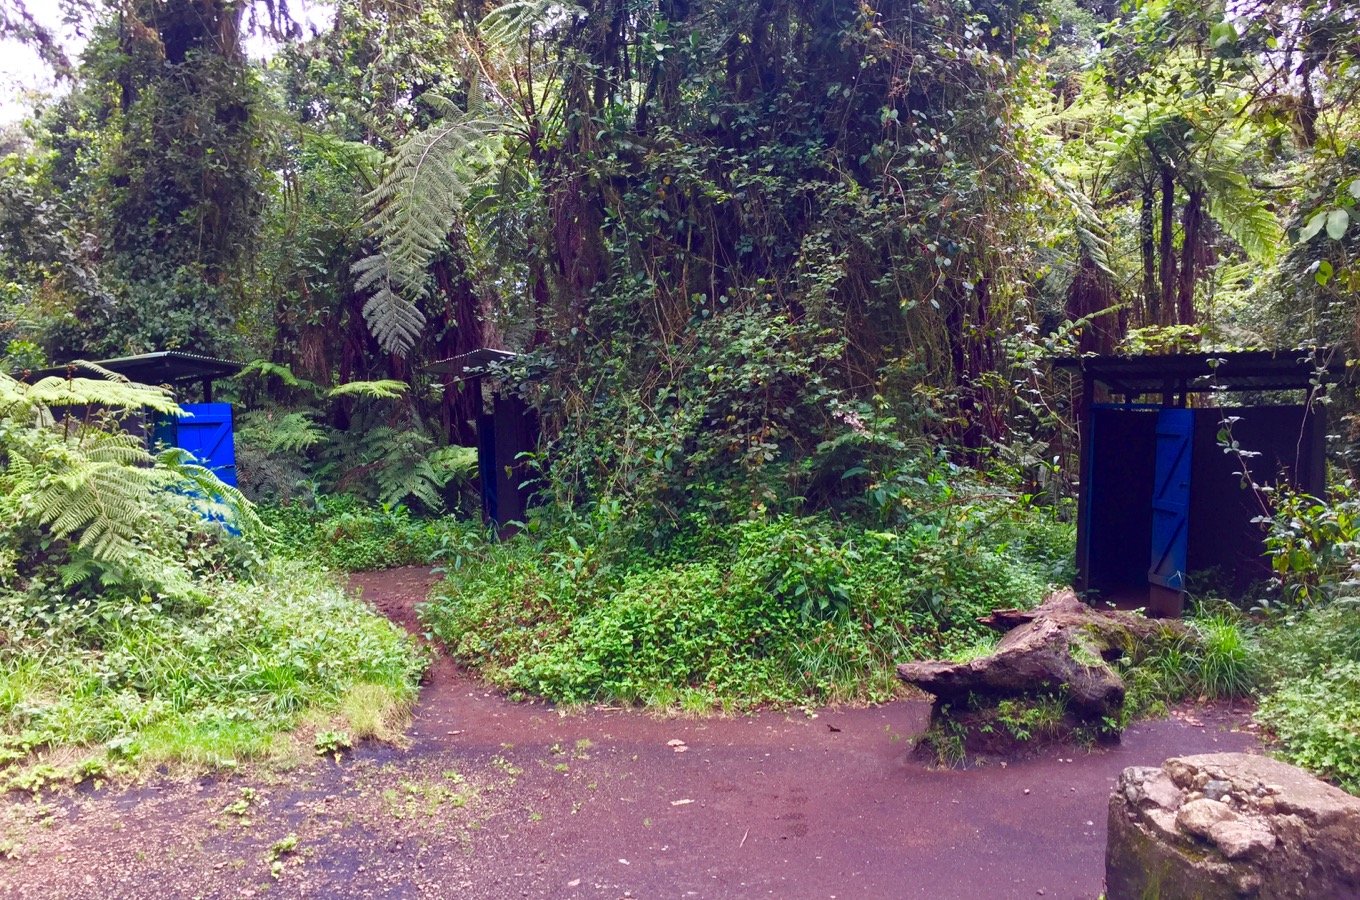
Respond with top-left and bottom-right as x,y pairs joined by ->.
0,566 -> 1258,900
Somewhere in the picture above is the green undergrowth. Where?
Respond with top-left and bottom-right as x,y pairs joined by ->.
0,373 -> 428,793
1118,608 -> 1262,725
423,501 -> 1074,711
261,495 -> 472,572
0,560 -> 425,791
1255,601 -> 1360,793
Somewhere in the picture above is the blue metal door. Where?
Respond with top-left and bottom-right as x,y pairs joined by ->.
1149,408 -> 1193,589
175,403 -> 237,487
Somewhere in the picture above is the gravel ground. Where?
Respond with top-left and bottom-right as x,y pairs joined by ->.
0,567 -> 1261,900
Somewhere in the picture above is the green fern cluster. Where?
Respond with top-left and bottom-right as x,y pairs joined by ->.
349,0 -> 577,354
0,371 -> 424,786
0,368 -> 257,578
234,361 -> 474,510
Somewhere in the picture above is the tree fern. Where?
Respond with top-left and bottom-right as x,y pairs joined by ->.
354,107 -> 504,354
1043,163 -> 1117,279
156,447 -> 264,534
3,368 -> 178,422
326,379 -> 409,400
479,0 -> 582,50
237,409 -> 324,454
0,371 -> 256,563
1200,164 -> 1282,264
351,0 -> 576,355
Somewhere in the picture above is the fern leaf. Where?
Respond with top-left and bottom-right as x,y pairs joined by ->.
355,105 -> 505,354
237,359 -> 322,393
1043,163 -> 1117,278
1201,165 -> 1282,263
357,268 -> 429,355
156,447 -> 264,534
326,379 -> 410,400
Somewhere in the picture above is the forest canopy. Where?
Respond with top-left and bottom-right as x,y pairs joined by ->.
1,0 -> 1359,790
0,0 -> 1355,516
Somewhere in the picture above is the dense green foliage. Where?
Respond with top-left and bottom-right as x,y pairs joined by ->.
262,496 -> 470,572
0,369 -> 424,786
425,477 -> 1074,708
0,561 -> 422,788
1257,602 -> 1360,793
1,0 -> 1359,792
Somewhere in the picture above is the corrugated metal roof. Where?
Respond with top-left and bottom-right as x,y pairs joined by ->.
1052,350 -> 1346,396
424,348 -> 520,382
23,351 -> 243,385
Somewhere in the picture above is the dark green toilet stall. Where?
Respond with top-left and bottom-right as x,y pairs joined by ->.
1055,351 -> 1345,616
425,348 -> 539,533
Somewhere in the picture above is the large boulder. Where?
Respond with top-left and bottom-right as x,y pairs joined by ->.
1106,752 -> 1360,899
897,590 -> 1183,726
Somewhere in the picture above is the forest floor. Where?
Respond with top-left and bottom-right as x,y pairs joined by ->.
0,567 -> 1260,900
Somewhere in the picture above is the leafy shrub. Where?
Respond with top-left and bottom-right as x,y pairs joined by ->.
1257,662 -> 1360,794
0,369 -> 425,786
1261,481 -> 1360,607
0,562 -> 423,783
231,362 -> 479,512
262,495 -> 476,571
1254,601 -> 1360,793
424,489 -> 1071,709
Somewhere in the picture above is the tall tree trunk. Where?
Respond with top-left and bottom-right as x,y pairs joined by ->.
1141,179 -> 1158,326
1158,166 -> 1177,326
428,243 -> 491,447
1297,57 -> 1319,147
1175,188 -> 1203,326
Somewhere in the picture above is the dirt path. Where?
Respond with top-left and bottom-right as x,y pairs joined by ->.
1,567 -> 1260,900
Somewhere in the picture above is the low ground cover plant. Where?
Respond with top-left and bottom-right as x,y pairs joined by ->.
0,371 -> 424,789
261,495 -> 471,572
1255,600 -> 1360,793
423,470 -> 1076,710
1245,485 -> 1360,794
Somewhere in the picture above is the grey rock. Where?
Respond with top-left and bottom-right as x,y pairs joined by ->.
1106,752 -> 1360,900
1209,820 -> 1276,861
1203,779 -> 1232,802
1177,798 -> 1238,838
1143,770 -> 1184,811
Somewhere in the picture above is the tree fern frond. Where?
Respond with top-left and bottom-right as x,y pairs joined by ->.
355,101 -> 506,354
479,0 -> 569,49
326,379 -> 410,400
300,130 -> 385,190
375,456 -> 445,509
364,111 -> 501,250
1043,163 -> 1117,278
429,444 -> 478,479
18,374 -> 179,415
156,447 -> 264,534
236,359 -> 322,393
357,271 -> 429,355
1200,165 -> 1282,263
237,409 -> 323,454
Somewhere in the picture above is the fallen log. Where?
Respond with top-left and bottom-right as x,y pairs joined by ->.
898,590 -> 1187,725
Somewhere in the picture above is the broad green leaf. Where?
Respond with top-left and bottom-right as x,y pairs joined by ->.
1317,260 -> 1334,286
1349,179 -> 1360,201
1327,208 -> 1350,241
1300,211 -> 1328,242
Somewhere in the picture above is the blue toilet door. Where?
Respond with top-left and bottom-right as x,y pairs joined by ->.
1149,408 -> 1193,590
175,403 -> 237,487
